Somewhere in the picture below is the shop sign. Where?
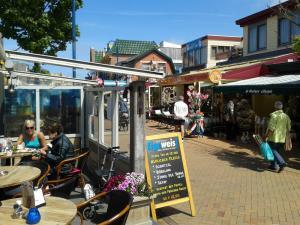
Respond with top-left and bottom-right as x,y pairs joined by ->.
208,70 -> 222,83
145,133 -> 196,221
245,89 -> 273,94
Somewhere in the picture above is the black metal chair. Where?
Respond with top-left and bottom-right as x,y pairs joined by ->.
45,175 -> 80,199
77,190 -> 133,225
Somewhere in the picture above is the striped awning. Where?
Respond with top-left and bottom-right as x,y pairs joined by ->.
214,75 -> 300,94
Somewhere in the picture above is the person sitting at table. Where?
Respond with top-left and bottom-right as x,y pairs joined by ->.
17,119 -> 48,160
40,122 -> 75,177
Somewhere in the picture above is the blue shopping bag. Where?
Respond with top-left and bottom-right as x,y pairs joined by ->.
259,142 -> 274,161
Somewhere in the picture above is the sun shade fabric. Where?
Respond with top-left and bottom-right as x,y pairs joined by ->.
214,75 -> 300,94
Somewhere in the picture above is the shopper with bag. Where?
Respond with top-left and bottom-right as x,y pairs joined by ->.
263,101 -> 291,173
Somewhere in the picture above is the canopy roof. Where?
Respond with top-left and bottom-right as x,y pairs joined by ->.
5,50 -> 164,79
214,75 -> 300,95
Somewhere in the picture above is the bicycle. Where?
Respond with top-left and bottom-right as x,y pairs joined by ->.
82,146 -> 127,220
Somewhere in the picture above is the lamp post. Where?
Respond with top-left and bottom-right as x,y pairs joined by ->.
0,33 -> 5,136
72,0 -> 76,78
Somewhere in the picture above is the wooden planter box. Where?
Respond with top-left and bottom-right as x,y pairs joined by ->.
126,196 -> 155,225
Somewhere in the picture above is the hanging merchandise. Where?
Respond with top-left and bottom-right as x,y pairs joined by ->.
186,86 -> 209,114
235,99 -> 255,143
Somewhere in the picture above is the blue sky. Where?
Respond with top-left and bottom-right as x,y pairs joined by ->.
3,0 -> 283,78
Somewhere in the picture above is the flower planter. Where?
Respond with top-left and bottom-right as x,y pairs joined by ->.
126,196 -> 153,225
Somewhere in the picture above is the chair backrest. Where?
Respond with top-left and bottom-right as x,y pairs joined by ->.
19,160 -> 50,187
105,190 -> 133,225
56,151 -> 90,176
49,175 -> 79,199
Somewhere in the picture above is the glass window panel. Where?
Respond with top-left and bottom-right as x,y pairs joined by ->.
249,26 -> 257,52
188,51 -> 194,67
194,49 -> 201,65
258,24 -> 267,49
211,46 -> 217,59
183,52 -> 188,68
40,89 -> 81,134
104,93 -> 112,147
4,89 -> 36,137
279,19 -> 290,45
141,63 -> 151,70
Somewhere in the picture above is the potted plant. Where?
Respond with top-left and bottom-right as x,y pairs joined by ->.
103,172 -> 153,225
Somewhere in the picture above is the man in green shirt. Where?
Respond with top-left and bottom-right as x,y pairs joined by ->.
263,101 -> 291,173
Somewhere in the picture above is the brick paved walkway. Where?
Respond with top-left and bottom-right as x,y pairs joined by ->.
145,123 -> 300,225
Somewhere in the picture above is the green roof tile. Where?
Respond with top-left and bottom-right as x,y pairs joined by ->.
108,39 -> 158,55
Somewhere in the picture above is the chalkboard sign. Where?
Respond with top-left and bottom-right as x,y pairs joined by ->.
145,132 -> 195,220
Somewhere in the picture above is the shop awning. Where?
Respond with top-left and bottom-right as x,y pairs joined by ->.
158,72 -> 210,86
214,75 -> 300,94
222,64 -> 268,80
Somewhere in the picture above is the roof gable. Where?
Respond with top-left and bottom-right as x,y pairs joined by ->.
120,48 -> 175,73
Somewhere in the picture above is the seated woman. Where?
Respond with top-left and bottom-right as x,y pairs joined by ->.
40,122 -> 75,177
17,119 -> 48,160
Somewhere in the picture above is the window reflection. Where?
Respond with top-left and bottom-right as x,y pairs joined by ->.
4,89 -> 36,137
40,89 -> 80,134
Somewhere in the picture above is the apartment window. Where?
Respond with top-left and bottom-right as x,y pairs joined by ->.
188,51 -> 194,67
195,49 -> 201,65
157,63 -> 166,73
279,17 -> 300,45
211,46 -> 231,59
141,63 -> 151,70
279,19 -> 290,45
248,23 -> 267,52
211,46 -> 217,59
183,52 -> 188,68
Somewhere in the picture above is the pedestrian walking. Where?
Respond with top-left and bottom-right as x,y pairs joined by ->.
174,96 -> 188,139
263,101 -> 291,173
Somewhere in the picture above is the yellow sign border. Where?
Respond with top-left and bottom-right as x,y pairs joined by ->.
145,132 -> 196,221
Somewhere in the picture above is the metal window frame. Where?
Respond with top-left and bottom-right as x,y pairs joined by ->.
4,85 -> 83,140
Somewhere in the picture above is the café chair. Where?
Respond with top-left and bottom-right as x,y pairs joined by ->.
44,175 -> 80,199
54,150 -> 89,188
18,160 -> 51,188
77,190 -> 133,225
5,161 -> 50,199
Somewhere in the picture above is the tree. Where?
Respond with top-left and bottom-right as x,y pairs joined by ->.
0,0 -> 83,72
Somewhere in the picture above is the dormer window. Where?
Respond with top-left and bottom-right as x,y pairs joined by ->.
248,23 -> 267,53
279,16 -> 300,46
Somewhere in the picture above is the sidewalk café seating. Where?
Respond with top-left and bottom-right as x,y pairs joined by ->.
54,150 -> 89,188
77,190 -> 133,225
18,160 -> 51,188
4,161 -> 50,199
44,175 -> 80,199
149,109 -> 185,128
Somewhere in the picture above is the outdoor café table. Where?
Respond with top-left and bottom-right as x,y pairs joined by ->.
0,196 -> 77,225
0,151 -> 33,166
0,166 -> 40,189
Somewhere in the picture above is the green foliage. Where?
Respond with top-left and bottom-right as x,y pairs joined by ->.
0,0 -> 83,56
292,35 -> 300,54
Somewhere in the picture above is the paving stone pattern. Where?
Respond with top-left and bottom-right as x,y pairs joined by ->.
145,124 -> 300,225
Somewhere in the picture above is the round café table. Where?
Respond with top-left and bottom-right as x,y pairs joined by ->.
0,152 -> 33,166
0,166 -> 41,188
0,196 -> 77,225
